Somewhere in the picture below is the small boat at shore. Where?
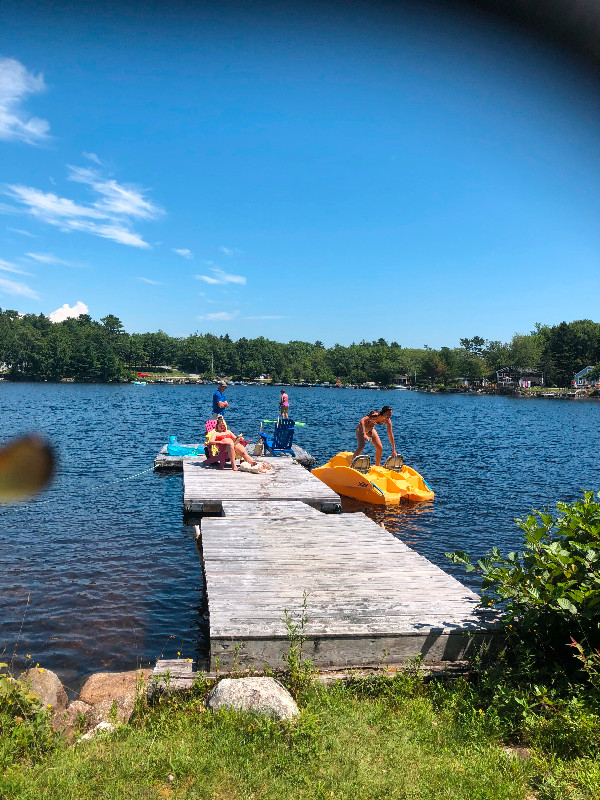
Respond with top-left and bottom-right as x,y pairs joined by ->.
312,451 -> 434,505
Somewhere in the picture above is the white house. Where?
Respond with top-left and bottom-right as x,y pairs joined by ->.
497,367 -> 544,388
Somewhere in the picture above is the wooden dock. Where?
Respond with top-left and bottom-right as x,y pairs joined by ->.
183,457 -> 341,514
185,457 -> 496,669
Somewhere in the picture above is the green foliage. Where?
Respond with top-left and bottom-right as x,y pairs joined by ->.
542,320 -> 600,386
0,663 -> 54,770
447,491 -> 600,678
281,591 -> 315,703
1,678 -> 532,800
1,308 -> 600,385
3,664 -> 600,798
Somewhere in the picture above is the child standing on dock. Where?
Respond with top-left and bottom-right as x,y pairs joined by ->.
279,389 -> 290,419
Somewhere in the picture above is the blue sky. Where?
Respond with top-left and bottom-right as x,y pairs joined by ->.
1,0 -> 599,347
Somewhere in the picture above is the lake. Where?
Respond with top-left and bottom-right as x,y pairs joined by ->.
1,383 -> 598,690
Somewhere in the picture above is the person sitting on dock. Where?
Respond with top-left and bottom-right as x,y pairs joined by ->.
212,381 -> 229,420
206,415 -> 259,471
352,406 -> 397,467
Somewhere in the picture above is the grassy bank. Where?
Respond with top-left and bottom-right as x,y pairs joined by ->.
3,494 -> 600,799
2,667 -> 599,800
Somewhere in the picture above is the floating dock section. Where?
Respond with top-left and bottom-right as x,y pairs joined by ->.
155,444 -> 315,472
183,457 -> 340,514
184,458 -> 496,670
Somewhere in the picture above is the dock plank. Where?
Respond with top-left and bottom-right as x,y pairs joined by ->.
222,500 -> 321,518
199,506 -> 496,669
176,450 -> 498,671
184,458 -> 341,513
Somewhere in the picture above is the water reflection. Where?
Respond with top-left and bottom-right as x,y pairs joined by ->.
1,383 -> 598,684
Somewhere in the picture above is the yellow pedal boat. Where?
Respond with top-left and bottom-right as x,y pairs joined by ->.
312,451 -> 434,505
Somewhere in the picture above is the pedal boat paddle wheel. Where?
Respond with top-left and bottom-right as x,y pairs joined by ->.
312,452 -> 434,505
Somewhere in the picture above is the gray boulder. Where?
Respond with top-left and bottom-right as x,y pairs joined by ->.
206,677 -> 299,721
89,696 -> 135,726
78,669 -> 150,726
78,669 -> 151,706
18,667 -> 68,717
53,700 -> 93,739
79,721 -> 116,741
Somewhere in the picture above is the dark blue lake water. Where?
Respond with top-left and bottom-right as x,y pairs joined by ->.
1,383 -> 599,690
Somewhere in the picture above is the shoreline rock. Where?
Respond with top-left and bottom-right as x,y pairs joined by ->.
18,667 -> 68,728
206,677 -> 299,721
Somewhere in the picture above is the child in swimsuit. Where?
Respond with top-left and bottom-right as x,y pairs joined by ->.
279,390 -> 290,419
352,406 -> 396,466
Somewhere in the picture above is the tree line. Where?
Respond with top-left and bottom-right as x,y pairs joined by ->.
1,309 -> 599,386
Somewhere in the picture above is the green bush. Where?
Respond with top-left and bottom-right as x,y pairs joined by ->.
448,491 -> 600,680
0,663 -> 55,769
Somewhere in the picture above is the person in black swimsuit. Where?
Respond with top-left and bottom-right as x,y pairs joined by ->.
352,406 -> 396,466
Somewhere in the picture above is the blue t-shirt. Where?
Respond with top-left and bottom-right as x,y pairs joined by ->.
212,389 -> 227,414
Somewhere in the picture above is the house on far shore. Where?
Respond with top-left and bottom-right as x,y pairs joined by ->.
456,376 -> 492,388
497,367 -> 544,388
395,374 -> 410,386
573,366 -> 596,388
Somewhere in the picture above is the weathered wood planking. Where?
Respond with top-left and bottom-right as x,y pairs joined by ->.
150,658 -> 196,694
222,500 -> 322,518
200,511 -> 497,670
183,458 -> 341,514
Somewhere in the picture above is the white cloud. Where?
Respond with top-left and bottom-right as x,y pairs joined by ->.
173,248 -> 193,259
0,57 -> 49,144
244,315 -> 285,320
48,301 -> 88,323
25,251 -> 78,267
0,258 -> 32,276
83,152 -> 102,165
7,184 -> 108,221
218,246 -> 242,256
195,267 -> 246,285
4,165 -> 163,249
137,277 -> 162,285
83,223 -> 149,248
7,227 -> 36,237
197,311 -> 239,321
0,275 -> 39,299
67,166 -> 161,219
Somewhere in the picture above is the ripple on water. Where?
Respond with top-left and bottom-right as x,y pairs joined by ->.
1,384 -> 598,685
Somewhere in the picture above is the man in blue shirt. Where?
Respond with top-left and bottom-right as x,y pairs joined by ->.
212,381 -> 229,419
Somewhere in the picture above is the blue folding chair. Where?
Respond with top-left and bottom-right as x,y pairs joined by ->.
259,419 -> 295,456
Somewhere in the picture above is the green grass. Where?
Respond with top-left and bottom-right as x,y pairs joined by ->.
0,678 -> 528,800
2,674 -> 600,799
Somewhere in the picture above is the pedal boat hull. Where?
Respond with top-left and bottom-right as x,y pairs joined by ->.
312,451 -> 434,505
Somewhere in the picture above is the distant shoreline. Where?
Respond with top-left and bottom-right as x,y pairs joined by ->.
1,375 -> 598,399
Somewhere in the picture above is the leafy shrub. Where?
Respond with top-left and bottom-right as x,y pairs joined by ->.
0,663 -> 54,769
448,491 -> 600,679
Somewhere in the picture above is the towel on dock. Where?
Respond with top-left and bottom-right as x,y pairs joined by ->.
238,461 -> 273,474
167,444 -> 202,457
